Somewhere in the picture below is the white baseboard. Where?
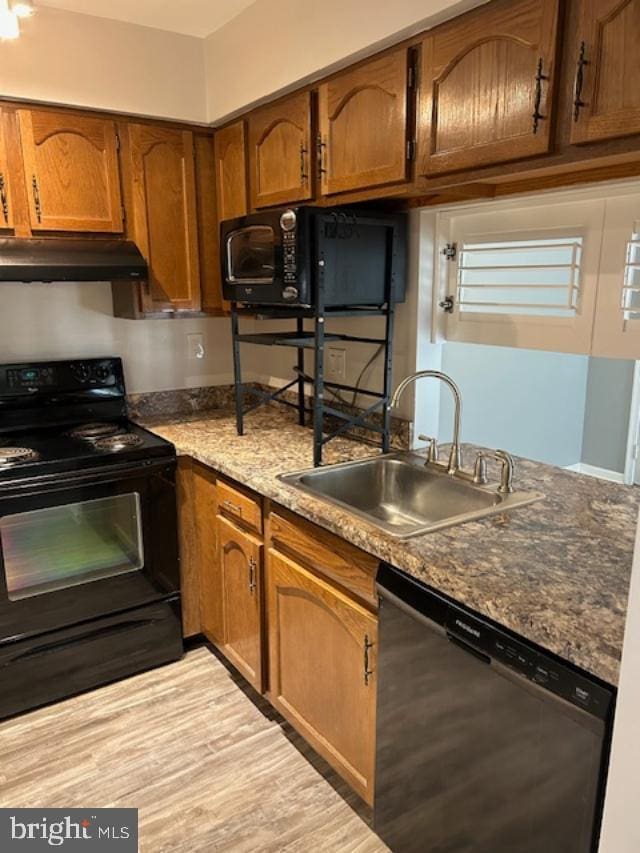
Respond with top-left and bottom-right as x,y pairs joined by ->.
564,462 -> 626,484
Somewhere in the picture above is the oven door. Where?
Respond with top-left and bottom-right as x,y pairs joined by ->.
0,459 -> 179,644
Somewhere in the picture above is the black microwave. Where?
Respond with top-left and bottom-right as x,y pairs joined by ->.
221,206 -> 407,307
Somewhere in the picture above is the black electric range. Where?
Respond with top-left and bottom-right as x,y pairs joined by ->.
0,357 -> 183,720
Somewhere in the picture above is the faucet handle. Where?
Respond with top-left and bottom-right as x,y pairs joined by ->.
492,450 -> 515,494
473,452 -> 488,485
418,434 -> 439,463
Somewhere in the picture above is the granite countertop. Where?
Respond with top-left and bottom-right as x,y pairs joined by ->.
140,407 -> 640,687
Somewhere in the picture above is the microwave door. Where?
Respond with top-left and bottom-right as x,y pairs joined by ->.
226,226 -> 276,285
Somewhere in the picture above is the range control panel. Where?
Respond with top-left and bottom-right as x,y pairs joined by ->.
1,358 -> 124,394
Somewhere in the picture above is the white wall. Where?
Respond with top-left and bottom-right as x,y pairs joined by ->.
0,283 -> 233,393
0,6 -> 207,123
599,511 -> 640,853
203,0 -> 481,122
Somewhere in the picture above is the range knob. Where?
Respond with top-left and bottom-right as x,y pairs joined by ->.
73,362 -> 91,382
282,286 -> 299,301
93,364 -> 110,381
280,209 -> 297,232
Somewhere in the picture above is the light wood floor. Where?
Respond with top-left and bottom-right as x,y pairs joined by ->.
0,645 -> 388,852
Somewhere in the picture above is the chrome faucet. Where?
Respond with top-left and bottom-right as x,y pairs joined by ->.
390,370 -> 463,475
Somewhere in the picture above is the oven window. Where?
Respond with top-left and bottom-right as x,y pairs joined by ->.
227,226 -> 275,283
0,493 -> 144,601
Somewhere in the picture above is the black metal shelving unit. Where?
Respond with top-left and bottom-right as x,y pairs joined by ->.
230,269 -> 396,466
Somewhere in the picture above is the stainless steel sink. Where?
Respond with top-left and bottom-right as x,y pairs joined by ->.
279,453 -> 544,539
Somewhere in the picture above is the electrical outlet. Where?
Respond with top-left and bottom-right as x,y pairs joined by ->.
187,333 -> 205,360
326,346 -> 346,381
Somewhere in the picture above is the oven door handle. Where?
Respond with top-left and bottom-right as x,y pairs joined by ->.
1,618 -> 156,665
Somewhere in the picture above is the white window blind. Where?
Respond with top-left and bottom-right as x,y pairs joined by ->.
622,224 -> 640,321
457,237 -> 583,318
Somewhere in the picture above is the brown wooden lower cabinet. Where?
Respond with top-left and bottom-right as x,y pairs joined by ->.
266,548 -> 377,805
217,515 -> 264,692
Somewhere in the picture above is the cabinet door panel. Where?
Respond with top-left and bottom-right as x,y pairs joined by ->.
218,516 -> 263,691
194,134 -> 226,315
249,91 -> 313,209
214,121 -> 247,222
126,123 -> 200,311
267,549 -> 377,804
318,48 -> 410,195
571,0 -> 640,143
18,109 -> 122,232
419,0 -> 560,175
0,108 -> 13,230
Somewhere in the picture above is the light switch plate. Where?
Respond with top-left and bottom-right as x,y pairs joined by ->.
326,346 -> 346,381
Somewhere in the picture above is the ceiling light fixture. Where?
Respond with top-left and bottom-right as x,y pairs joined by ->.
0,0 -> 34,39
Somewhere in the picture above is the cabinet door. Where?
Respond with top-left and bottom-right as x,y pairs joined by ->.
125,123 -> 201,311
0,108 -> 13,230
214,121 -> 248,222
17,109 -> 123,233
267,550 -> 377,804
318,47 -> 411,195
218,516 -> 263,691
248,91 -> 313,209
418,0 -> 560,175
571,0 -> 640,144
194,133 -> 226,315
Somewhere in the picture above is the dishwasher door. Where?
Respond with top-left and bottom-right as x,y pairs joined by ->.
374,567 -> 613,853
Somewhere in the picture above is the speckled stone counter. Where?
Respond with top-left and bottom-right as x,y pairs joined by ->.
140,407 -> 640,687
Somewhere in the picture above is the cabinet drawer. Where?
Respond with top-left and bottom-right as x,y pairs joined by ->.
218,478 -> 263,534
268,508 -> 378,609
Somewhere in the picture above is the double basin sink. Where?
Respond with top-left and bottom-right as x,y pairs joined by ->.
280,452 -> 544,539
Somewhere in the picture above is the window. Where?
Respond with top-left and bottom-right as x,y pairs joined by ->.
457,237 -> 583,318
622,224 -> 640,321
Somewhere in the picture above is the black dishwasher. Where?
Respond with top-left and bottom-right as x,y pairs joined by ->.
374,563 -> 614,853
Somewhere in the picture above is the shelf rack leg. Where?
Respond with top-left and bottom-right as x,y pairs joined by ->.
381,276 -> 397,454
296,316 -> 305,427
231,304 -> 245,436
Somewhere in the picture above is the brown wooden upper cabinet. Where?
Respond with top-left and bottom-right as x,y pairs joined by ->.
122,123 -> 201,312
418,0 -> 560,175
214,121 -> 248,222
0,108 -> 13,230
248,91 -> 313,209
318,47 -> 414,195
570,0 -> 640,144
17,109 -> 123,233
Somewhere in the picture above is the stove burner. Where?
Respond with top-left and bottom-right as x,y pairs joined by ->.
0,446 -> 40,466
93,433 -> 143,453
69,422 -> 121,441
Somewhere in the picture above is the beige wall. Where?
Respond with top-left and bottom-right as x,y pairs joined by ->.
204,0 -> 480,122
0,283 -> 233,393
0,5 -> 207,123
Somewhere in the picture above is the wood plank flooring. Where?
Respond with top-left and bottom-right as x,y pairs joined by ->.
0,645 -> 388,852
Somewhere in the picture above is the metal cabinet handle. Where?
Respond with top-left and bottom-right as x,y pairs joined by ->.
223,498 -> 242,516
316,133 -> 327,176
248,556 -> 257,594
573,41 -> 589,122
364,634 -> 374,686
0,173 -> 8,225
300,142 -> 309,183
31,174 -> 42,223
532,58 -> 549,135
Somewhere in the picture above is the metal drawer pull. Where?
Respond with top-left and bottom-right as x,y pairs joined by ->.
532,58 -> 549,135
31,174 -> 42,222
223,498 -> 243,516
364,634 -> 374,685
316,133 -> 327,176
300,142 -> 309,183
573,41 -> 589,122
248,556 -> 257,593
0,173 -> 8,224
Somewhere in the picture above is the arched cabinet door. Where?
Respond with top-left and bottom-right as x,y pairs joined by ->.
418,0 -> 560,175
318,47 -> 412,196
214,121 -> 248,222
266,549 -> 377,804
123,123 -> 201,311
17,108 -> 123,233
571,0 -> 640,144
248,92 -> 313,209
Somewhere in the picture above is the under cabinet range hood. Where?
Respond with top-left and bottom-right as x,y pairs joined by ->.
0,238 -> 148,282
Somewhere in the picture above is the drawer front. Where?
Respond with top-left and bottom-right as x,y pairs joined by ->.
218,479 -> 263,535
269,509 -> 378,609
